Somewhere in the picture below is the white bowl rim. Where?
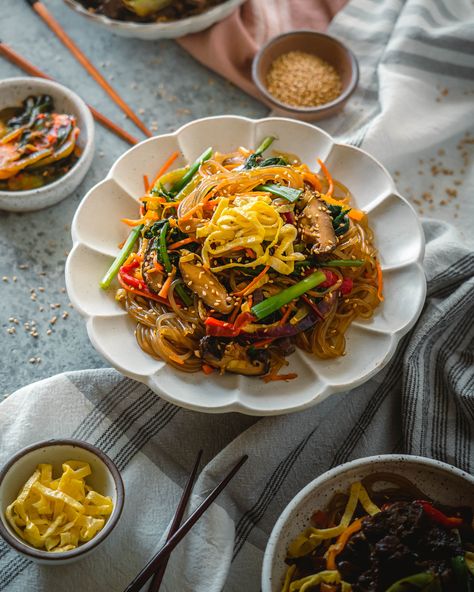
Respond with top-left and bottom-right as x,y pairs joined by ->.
261,453 -> 474,591
0,438 -> 124,561
0,77 -> 95,200
66,114 -> 426,416
63,0 -> 244,31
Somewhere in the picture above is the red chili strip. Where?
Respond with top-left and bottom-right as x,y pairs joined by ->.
417,500 -> 463,528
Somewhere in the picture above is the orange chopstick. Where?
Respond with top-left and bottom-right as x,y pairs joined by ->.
26,0 -> 152,138
0,41 -> 139,146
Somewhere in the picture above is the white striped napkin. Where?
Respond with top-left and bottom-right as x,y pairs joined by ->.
1,0 -> 473,590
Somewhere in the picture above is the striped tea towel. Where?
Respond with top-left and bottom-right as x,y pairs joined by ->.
1,0 -> 474,590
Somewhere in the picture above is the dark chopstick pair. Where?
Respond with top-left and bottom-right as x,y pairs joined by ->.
125,452 -> 248,592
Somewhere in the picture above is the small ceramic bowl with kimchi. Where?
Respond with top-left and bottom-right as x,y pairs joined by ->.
0,77 -> 94,212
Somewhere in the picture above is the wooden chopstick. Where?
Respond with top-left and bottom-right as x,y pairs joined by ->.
124,455 -> 248,592
148,449 -> 203,592
0,41 -> 139,146
25,0 -> 152,138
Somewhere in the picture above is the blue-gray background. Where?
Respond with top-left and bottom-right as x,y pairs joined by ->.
0,0 -> 266,396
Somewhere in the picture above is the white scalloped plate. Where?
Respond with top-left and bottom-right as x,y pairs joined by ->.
65,116 -> 426,416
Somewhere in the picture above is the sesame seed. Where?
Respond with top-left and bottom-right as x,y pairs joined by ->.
265,50 -> 342,108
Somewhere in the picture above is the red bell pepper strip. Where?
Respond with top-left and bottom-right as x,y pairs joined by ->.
340,277 -> 353,295
118,271 -> 169,305
417,500 -> 463,528
119,268 -> 145,291
120,258 -> 140,275
205,312 -> 254,337
319,270 -> 339,289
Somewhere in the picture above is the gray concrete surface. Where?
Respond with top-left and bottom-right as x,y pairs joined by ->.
0,0 -> 267,396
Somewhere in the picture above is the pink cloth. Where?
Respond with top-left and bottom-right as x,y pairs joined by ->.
179,0 -> 348,100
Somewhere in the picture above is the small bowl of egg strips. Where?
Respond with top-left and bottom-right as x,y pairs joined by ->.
0,439 -> 124,563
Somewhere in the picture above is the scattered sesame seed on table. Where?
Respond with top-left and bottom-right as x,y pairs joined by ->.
0,0 -> 267,397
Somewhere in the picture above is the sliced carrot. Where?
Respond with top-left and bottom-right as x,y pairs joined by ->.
150,150 -> 180,190
147,261 -> 165,275
326,518 -> 363,570
141,195 -> 167,205
121,217 -> 145,227
302,171 -> 322,192
158,273 -> 174,299
263,373 -> 298,383
121,210 -> 159,227
203,199 -> 221,208
233,265 -> 270,297
279,306 -> 293,326
376,262 -> 384,301
179,202 -> 203,221
317,158 -> 334,196
168,237 -> 196,250
348,208 -> 366,222
202,364 -> 215,375
162,202 -> 179,211
228,297 -> 243,324
143,174 -> 150,193
319,193 -> 349,208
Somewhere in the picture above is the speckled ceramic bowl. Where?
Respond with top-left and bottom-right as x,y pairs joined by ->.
63,0 -> 246,39
0,77 -> 95,213
0,439 -> 124,564
262,455 -> 474,592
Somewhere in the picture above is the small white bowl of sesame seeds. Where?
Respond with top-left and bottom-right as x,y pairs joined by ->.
252,30 -> 359,122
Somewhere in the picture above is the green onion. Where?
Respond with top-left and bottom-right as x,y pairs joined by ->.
243,136 -> 276,169
251,271 -> 326,320
175,282 -> 193,307
254,136 -> 276,156
159,220 -> 172,273
256,183 -> 302,202
324,259 -> 365,267
171,146 -> 213,196
99,225 -> 143,289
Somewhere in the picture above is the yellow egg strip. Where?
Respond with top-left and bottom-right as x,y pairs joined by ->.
197,193 -> 304,273
5,461 -> 113,552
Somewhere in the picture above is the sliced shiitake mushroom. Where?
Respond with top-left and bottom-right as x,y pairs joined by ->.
297,193 -> 337,255
179,252 -> 234,314
141,238 -> 164,294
